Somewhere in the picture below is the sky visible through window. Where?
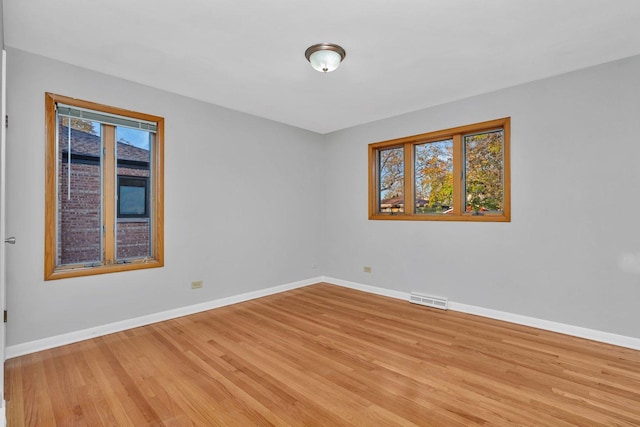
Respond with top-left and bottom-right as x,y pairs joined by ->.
117,127 -> 150,150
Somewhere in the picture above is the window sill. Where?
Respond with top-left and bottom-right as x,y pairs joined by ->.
46,259 -> 163,281
369,213 -> 510,222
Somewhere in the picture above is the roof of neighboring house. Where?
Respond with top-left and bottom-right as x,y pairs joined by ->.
59,125 -> 150,163
380,196 -> 404,206
381,197 -> 429,207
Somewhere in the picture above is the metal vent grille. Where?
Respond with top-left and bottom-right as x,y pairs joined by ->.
409,292 -> 448,310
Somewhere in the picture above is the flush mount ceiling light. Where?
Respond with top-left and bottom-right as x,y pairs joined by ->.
305,43 -> 346,73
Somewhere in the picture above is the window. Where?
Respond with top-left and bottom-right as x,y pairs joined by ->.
118,176 -> 149,218
45,93 -> 164,280
369,117 -> 510,221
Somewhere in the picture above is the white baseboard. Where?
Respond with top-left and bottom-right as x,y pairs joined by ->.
322,276 -> 640,351
5,277 -> 321,359
6,276 -> 640,358
447,301 -> 640,351
321,276 -> 410,301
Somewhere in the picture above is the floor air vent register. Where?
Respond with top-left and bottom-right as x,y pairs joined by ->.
409,292 -> 448,310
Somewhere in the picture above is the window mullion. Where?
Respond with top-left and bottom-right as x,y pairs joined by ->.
103,125 -> 116,264
404,143 -> 414,215
452,134 -> 463,216
149,132 -> 159,259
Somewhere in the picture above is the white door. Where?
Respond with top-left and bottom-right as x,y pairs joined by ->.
0,48 -> 8,419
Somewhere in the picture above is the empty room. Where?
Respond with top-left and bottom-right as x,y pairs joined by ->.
0,0 -> 639,426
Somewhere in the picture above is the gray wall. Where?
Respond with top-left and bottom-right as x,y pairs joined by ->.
323,55 -> 640,339
6,46 -> 640,347
0,0 -> 3,49
5,48 -> 325,345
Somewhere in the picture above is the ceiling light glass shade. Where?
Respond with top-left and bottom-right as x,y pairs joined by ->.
305,43 -> 346,73
308,50 -> 342,73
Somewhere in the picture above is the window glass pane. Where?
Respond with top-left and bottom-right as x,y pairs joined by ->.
57,117 -> 103,266
464,129 -> 504,214
378,147 -> 404,213
115,128 -> 152,260
414,139 -> 453,215
119,181 -> 146,216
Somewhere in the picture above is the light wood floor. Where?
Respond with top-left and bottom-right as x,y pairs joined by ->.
5,283 -> 640,426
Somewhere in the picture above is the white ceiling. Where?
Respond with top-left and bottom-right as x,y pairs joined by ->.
5,0 -> 640,134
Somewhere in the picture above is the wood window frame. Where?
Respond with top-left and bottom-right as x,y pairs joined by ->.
368,117 -> 510,222
45,92 -> 165,280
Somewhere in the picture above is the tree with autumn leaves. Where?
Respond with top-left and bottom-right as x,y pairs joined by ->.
464,130 -> 503,213
415,140 -> 453,213
379,130 -> 503,214
378,147 -> 404,201
60,117 -> 96,134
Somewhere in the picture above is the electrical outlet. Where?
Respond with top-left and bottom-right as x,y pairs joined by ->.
191,280 -> 203,289
363,266 -> 372,273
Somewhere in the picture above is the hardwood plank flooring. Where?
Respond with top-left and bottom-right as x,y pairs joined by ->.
5,283 -> 640,426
